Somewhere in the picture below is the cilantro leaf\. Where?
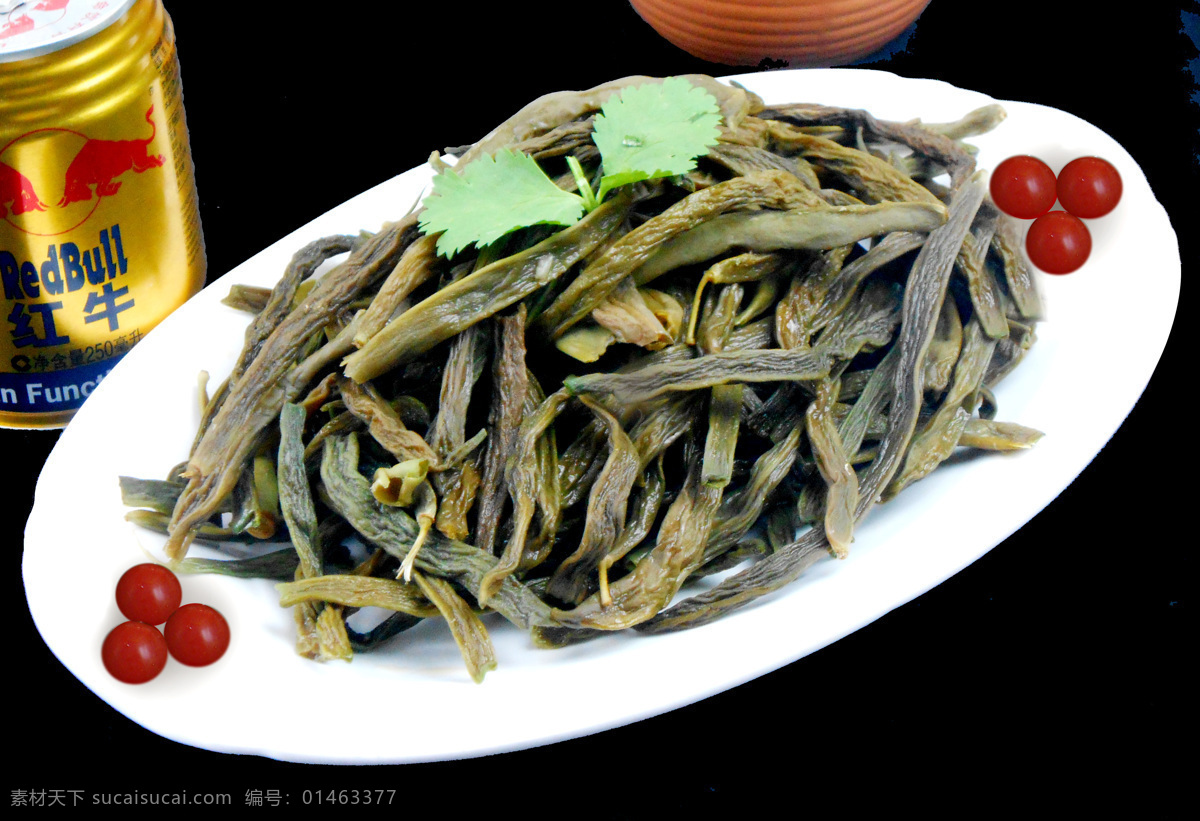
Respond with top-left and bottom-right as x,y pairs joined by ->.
591,76 -> 723,203
415,77 -> 725,257
418,148 -> 586,258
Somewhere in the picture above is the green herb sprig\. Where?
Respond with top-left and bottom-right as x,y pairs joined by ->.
418,77 -> 723,258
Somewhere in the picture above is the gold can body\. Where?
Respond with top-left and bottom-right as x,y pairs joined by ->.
0,0 -> 206,428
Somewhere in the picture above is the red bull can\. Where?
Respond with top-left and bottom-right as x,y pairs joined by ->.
0,0 -> 205,428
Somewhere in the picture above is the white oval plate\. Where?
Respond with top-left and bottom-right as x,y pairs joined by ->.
23,69 -> 1180,764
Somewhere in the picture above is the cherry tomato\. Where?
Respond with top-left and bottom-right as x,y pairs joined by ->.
164,603 -> 230,667
102,621 -> 169,684
1057,156 -> 1122,219
990,155 -> 1058,219
1026,210 -> 1092,275
115,563 -> 182,625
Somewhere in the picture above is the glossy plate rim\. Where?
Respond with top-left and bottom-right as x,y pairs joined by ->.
22,68 -> 1180,765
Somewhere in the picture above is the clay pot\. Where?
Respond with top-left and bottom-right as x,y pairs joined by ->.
629,0 -> 933,68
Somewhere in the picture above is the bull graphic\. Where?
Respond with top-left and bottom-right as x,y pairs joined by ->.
0,14 -> 35,40
0,161 -> 47,219
58,105 -> 165,207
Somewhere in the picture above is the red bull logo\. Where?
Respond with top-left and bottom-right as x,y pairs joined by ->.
0,104 -> 165,237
